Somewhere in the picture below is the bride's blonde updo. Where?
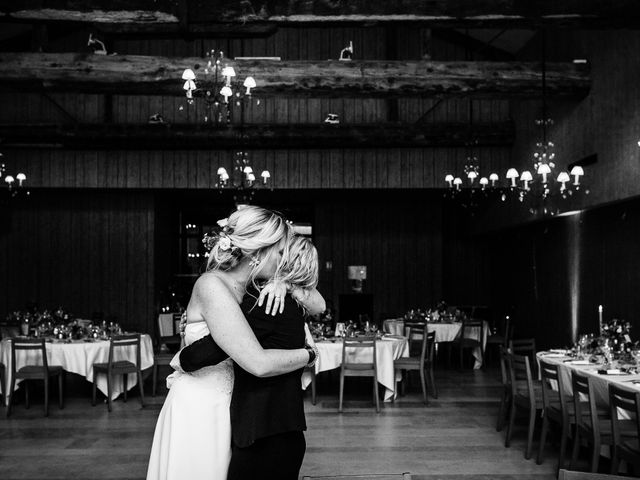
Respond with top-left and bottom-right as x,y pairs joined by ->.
278,235 -> 319,290
205,205 -> 291,285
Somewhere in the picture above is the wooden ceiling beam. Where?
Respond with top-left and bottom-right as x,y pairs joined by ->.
3,1 -> 640,29
0,53 -> 590,99
0,122 -> 514,150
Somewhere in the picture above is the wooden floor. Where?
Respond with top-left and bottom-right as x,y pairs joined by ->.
0,367 -> 577,479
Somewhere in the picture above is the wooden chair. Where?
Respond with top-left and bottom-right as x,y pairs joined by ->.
558,469 -> 629,480
504,352 -> 543,459
339,335 -> 379,413
302,474 -> 411,480
92,333 -> 145,412
454,318 -> 484,369
6,338 -> 64,417
537,359 -> 573,470
486,315 -> 512,364
496,345 -> 511,432
394,325 -> 436,404
509,338 -> 537,378
609,383 -> 640,475
152,313 -> 182,396
570,370 -> 613,473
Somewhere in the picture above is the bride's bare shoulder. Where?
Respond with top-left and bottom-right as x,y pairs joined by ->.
192,273 -> 233,302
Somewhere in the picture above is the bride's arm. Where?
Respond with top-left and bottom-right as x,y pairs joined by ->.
193,274 -> 309,378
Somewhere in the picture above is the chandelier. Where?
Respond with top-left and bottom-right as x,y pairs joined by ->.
216,151 -> 271,205
1,152 -> 28,198
181,49 -> 258,125
443,40 -> 587,216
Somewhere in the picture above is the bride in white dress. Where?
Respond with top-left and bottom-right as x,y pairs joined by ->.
146,206 -> 315,480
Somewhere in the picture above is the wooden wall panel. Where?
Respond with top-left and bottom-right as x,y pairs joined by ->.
486,195 -> 640,350
0,191 -> 156,334
313,191 -> 444,322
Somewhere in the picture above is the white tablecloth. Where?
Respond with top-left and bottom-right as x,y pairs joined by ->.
301,336 -> 409,401
383,319 -> 489,369
536,351 -> 640,410
0,335 -> 154,404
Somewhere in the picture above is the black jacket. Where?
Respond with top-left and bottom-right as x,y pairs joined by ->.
179,289 -> 307,447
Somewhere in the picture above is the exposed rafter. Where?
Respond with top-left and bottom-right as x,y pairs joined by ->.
2,0 -> 640,29
0,53 -> 590,99
0,122 -> 514,150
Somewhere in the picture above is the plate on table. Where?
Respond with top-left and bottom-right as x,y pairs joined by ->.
598,369 -> 631,375
540,352 -> 568,358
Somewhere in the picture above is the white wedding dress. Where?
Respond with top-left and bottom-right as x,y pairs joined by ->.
146,322 -> 234,480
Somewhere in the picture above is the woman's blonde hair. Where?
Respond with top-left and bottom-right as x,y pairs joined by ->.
205,205 -> 291,286
278,235 -> 319,290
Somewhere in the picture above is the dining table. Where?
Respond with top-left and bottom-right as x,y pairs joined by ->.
383,318 -> 489,369
0,334 -> 154,405
536,350 -> 640,414
301,335 -> 409,401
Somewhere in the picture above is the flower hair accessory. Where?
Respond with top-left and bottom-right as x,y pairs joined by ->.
218,234 -> 232,251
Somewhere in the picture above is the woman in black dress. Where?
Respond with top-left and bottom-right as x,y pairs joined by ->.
180,235 -> 324,479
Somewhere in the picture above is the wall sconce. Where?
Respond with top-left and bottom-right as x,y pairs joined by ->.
347,265 -> 367,293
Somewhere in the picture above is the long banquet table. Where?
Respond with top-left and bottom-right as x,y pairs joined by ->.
536,351 -> 640,410
383,318 -> 489,369
0,335 -> 154,405
301,335 -> 409,402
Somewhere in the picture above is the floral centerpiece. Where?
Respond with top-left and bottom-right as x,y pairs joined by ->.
600,318 -> 634,363
579,318 -> 636,364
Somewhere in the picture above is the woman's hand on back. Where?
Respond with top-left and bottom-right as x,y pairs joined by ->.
258,280 -> 288,316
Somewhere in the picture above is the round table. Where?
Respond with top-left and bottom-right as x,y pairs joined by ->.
301,335 -> 409,401
0,335 -> 154,405
383,318 -> 489,369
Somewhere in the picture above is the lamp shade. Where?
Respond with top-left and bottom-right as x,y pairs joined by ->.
347,265 -> 367,280
489,173 -> 499,182
261,170 -> 271,179
537,163 -> 552,175
221,66 -> 236,78
570,165 -> 584,176
243,77 -> 256,88
506,168 -> 519,179
520,170 -> 533,182
557,171 -> 570,183
181,69 -> 196,81
217,167 -> 228,176
444,174 -> 454,183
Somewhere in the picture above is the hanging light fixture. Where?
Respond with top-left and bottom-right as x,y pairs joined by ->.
443,33 -> 587,215
180,49 -> 258,125
216,151 -> 271,205
443,100 -> 500,211
1,152 -> 29,198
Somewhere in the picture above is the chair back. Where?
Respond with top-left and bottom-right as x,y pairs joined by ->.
341,335 -> 377,373
558,469 -> 629,479
405,323 -> 435,366
10,337 -> 48,373
499,346 -> 511,389
572,370 -> 600,439
608,383 -> 640,449
508,352 -> 535,407
539,359 -> 570,421
108,333 -> 141,370
461,318 -> 484,348
509,338 -> 537,376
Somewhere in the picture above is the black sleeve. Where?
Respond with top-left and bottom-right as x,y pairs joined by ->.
179,335 -> 229,372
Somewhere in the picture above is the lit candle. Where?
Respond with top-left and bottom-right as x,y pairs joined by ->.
598,305 -> 603,333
